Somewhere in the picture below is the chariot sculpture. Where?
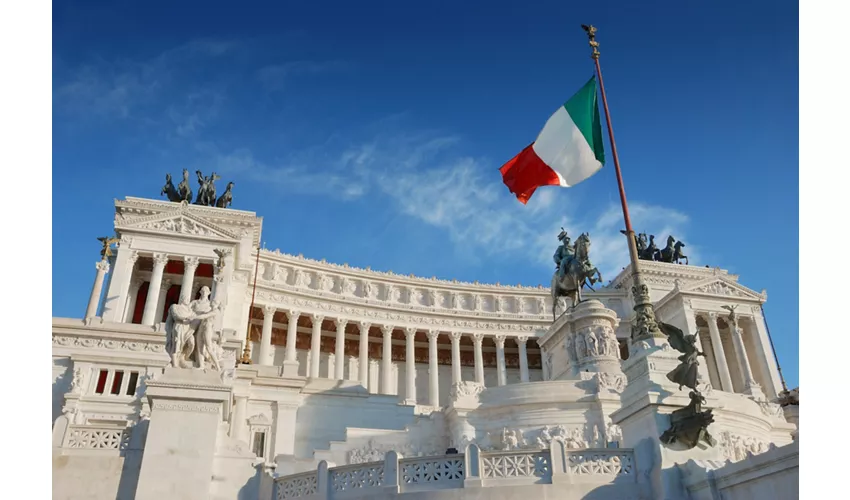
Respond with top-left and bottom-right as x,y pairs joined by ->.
161,169 -> 235,208
624,231 -> 689,265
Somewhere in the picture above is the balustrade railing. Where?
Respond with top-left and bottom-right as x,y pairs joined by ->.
273,444 -> 635,499
61,424 -> 131,452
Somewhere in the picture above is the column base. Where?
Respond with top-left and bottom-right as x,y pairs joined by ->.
282,360 -> 300,377
402,399 -> 418,406
742,381 -> 765,399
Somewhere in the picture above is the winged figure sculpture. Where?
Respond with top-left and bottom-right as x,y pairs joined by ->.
659,322 -> 704,391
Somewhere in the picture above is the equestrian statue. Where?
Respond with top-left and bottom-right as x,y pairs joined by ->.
550,228 -> 603,321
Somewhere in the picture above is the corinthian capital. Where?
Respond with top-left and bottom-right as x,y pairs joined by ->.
152,253 -> 169,267
262,304 -> 277,317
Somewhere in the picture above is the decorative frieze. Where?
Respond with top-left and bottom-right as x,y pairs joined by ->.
53,335 -> 166,353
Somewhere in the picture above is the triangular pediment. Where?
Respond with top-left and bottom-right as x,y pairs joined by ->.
682,276 -> 765,301
116,208 -> 240,241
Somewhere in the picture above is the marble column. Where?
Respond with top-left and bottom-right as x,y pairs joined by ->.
449,332 -> 462,385
180,256 -> 200,303
706,312 -> 734,392
259,305 -> 276,366
153,279 -> 173,325
102,246 -> 139,322
334,319 -> 348,380
123,278 -> 144,322
86,260 -> 111,319
541,349 -> 550,381
380,325 -> 394,395
730,323 -> 761,395
516,336 -> 530,383
495,335 -> 507,386
282,310 -> 300,376
427,330 -> 440,407
358,322 -> 371,389
472,334 -> 485,385
403,327 -> 417,405
141,253 -> 168,326
746,313 -> 783,399
309,314 -> 324,378
697,326 -> 722,390
96,255 -> 116,317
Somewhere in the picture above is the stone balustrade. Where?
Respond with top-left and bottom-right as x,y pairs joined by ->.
61,424 -> 132,453
274,444 -> 636,499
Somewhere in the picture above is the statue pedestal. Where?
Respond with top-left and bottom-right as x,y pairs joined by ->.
541,300 -> 625,380
134,367 -> 232,500
610,338 -> 721,500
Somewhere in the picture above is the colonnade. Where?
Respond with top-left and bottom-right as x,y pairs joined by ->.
86,252 -> 220,325
691,310 -> 779,399
253,307 -> 536,406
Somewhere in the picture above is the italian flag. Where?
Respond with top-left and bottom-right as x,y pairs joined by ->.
499,76 -> 605,204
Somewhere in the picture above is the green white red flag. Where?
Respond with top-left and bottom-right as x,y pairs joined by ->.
499,76 -> 606,204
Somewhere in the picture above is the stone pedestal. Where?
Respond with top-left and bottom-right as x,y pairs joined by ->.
542,300 -> 624,380
134,367 -> 232,500
610,338 -> 721,500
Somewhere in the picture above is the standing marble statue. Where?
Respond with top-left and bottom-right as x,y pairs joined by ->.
165,285 -> 223,370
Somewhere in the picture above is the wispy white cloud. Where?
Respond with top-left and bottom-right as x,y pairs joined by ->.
205,131 -> 697,281
256,60 -> 352,92
54,39 -> 239,121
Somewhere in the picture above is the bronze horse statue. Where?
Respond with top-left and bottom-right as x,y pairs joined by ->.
161,173 -> 181,202
550,233 -> 603,320
177,169 -> 193,202
657,236 -> 689,265
215,181 -> 234,208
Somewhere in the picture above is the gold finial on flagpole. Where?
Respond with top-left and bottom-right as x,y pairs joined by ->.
581,24 -> 600,60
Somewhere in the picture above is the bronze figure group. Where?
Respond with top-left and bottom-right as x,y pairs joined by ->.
658,321 -> 716,449
161,169 -> 235,209
626,232 -> 689,265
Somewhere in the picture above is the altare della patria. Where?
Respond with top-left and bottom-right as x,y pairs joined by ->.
51,165 -> 799,500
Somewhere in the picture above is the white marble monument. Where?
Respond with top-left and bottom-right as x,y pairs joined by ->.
52,196 -> 799,500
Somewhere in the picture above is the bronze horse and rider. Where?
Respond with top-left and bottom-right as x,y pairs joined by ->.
550,229 -> 603,320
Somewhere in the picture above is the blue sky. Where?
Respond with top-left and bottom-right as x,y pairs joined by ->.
52,0 -> 799,387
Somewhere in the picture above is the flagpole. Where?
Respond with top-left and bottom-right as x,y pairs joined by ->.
582,24 -> 664,340
239,245 -> 261,364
